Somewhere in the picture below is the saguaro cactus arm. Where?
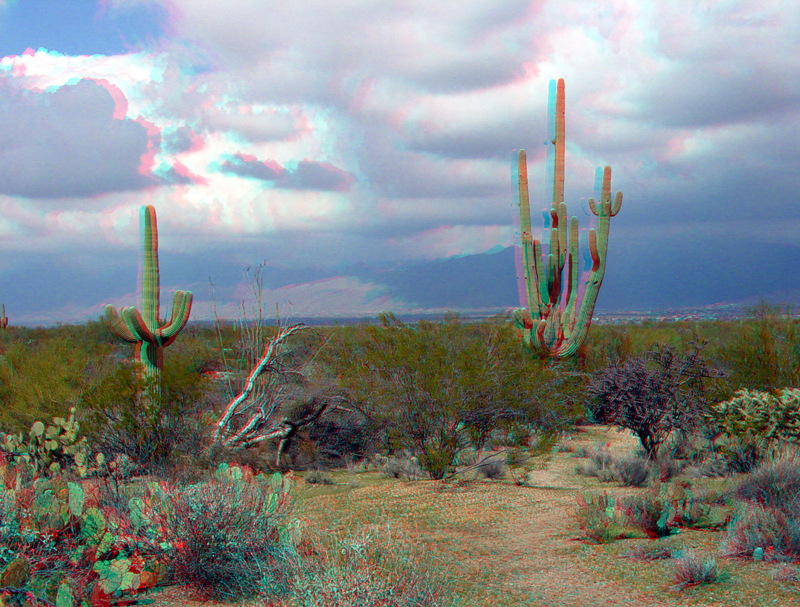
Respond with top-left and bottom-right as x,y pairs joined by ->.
512,78 -> 623,359
103,205 -> 192,379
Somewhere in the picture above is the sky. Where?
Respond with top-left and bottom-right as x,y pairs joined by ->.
0,0 -> 799,325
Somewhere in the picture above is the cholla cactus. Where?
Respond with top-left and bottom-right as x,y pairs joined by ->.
512,78 -> 623,358
103,205 -> 192,389
708,387 -> 800,449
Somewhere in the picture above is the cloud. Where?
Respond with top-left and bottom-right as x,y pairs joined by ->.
201,106 -> 307,142
160,125 -> 204,154
218,153 -> 354,191
2,0 -> 800,325
0,77 -> 157,199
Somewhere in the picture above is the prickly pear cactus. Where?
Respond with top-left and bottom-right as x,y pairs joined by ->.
0,468 -> 176,607
626,480 -> 728,536
0,408 -> 103,481
571,489 -> 629,543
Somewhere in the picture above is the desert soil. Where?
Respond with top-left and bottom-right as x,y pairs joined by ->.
119,425 -> 779,606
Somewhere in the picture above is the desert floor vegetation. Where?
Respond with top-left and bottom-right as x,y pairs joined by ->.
2,300 -> 800,605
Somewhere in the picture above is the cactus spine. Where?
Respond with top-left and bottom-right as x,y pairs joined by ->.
512,78 -> 623,358
103,205 -> 192,390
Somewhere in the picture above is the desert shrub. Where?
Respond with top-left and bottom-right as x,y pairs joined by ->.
381,457 -> 404,479
620,492 -> 675,538
620,480 -> 729,539
631,447 -> 684,482
475,456 -> 507,480
0,336 -> 114,434
728,458 -> 800,515
719,502 -> 800,562
772,565 -> 800,582
78,356 -> 208,477
657,458 -> 684,482
710,434 -> 767,474
571,490 -> 631,544
576,444 -> 616,481
670,550 -> 727,591
704,388 -> 800,474
305,414 -> 381,467
659,429 -> 720,468
454,448 -> 478,467
304,469 -> 334,485
381,454 -> 423,480
613,456 -> 651,487
620,544 -> 676,561
716,300 -> 800,392
586,339 -> 729,461
328,313 -> 587,481
145,475 -> 299,602
506,448 -> 532,468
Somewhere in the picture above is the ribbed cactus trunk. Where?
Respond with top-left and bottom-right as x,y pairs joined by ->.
104,205 -> 192,396
137,205 -> 164,383
512,78 -> 623,358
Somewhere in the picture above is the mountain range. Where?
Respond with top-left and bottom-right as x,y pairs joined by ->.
6,235 -> 800,325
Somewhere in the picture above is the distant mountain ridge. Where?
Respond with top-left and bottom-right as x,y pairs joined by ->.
6,237 -> 800,325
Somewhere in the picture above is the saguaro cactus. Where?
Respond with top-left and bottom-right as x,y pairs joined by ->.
512,78 -> 623,358
103,205 -> 192,389
0,304 -> 7,328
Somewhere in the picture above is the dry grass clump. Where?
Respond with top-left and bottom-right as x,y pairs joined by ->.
303,469 -> 335,485
475,455 -> 508,480
619,543 -> 676,561
612,456 -> 651,487
287,521 -> 470,606
670,549 -> 728,591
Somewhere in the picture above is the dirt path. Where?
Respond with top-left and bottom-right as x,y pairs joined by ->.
133,426 -> 745,606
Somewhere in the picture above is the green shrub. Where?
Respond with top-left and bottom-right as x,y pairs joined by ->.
145,469 -> 301,602
716,300 -> 800,392
78,354 -> 209,476
326,313 -> 587,482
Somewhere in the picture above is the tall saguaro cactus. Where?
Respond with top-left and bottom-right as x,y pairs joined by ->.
104,205 -> 192,390
0,304 -> 7,329
512,78 -> 623,358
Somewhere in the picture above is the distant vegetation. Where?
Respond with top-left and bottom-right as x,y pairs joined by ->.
0,299 -> 797,476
